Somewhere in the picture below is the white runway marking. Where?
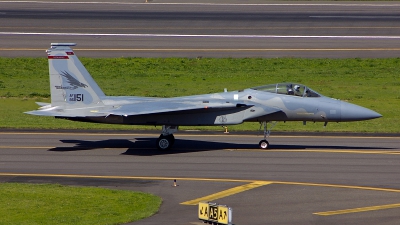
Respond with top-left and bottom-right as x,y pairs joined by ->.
311,16 -> 400,19
1,32 -> 400,39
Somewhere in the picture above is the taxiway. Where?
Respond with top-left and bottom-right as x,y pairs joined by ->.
1,131 -> 399,224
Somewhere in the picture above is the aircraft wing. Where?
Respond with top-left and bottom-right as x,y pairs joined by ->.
25,99 -> 282,118
98,99 -> 253,117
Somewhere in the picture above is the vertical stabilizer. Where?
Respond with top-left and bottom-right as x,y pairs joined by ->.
47,43 -> 105,108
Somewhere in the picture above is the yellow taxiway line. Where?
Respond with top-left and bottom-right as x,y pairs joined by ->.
2,173 -> 400,194
0,173 -> 257,183
0,146 -> 55,149
0,131 -> 399,139
1,145 -> 400,155
228,149 -> 400,155
1,173 -> 400,215
180,181 -> 272,205
314,203 -> 400,216
2,145 -> 400,155
3,48 -> 400,52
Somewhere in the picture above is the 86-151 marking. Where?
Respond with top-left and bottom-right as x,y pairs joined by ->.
69,94 -> 83,101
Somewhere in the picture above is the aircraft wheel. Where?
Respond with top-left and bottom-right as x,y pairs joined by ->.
157,134 -> 174,150
259,140 -> 269,149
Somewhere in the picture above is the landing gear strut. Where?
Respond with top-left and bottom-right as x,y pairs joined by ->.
156,125 -> 178,150
258,121 -> 277,149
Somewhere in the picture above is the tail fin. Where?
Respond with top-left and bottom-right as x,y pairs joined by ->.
47,43 -> 105,108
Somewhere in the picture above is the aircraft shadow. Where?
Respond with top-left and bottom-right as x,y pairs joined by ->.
48,138 -> 394,156
48,138 -> 255,155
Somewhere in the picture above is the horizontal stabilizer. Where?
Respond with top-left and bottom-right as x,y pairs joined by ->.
35,102 -> 51,107
24,109 -> 60,117
35,102 -> 53,110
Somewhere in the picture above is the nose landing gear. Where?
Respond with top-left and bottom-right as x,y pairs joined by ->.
258,121 -> 277,149
259,139 -> 270,149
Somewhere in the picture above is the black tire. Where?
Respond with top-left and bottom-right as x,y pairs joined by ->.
259,140 -> 269,149
157,134 -> 174,150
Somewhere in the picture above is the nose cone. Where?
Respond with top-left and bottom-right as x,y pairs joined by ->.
341,101 -> 382,121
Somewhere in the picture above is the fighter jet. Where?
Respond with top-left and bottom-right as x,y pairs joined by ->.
25,43 -> 382,150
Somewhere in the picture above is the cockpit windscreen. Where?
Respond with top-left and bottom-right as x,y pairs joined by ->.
251,83 -> 321,97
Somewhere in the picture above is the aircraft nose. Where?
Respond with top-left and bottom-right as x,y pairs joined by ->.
340,101 -> 382,121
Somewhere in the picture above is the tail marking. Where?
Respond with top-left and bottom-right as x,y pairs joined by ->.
58,71 -> 88,90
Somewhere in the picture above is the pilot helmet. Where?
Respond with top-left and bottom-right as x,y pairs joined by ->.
294,85 -> 300,91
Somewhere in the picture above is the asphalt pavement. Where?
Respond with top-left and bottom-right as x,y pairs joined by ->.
1,131 -> 400,224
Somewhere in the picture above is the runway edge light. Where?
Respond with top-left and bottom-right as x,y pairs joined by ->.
198,202 -> 233,225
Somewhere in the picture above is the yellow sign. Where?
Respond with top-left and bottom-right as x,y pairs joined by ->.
198,202 -> 209,220
217,205 -> 229,225
198,202 -> 232,224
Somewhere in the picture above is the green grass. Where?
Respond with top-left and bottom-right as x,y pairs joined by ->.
0,57 -> 399,132
0,183 -> 162,225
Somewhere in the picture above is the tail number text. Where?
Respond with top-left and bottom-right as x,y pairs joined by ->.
69,94 -> 84,102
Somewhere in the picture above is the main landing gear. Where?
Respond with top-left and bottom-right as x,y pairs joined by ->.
156,125 -> 178,150
258,121 -> 277,149
156,123 -> 276,150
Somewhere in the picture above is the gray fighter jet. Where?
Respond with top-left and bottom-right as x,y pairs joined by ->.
25,43 -> 382,150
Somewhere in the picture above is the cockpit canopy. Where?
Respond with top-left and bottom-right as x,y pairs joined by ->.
251,83 -> 321,97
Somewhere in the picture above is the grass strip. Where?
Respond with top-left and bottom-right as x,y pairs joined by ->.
0,57 -> 398,132
0,183 -> 161,225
